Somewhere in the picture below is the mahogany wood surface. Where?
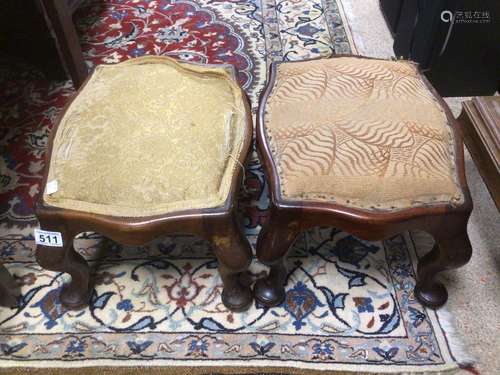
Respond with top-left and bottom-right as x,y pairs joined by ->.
254,55 -> 473,309
459,96 -> 500,210
39,0 -> 88,88
0,263 -> 17,308
35,66 -> 254,312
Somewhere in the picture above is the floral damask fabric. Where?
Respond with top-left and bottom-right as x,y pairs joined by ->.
265,57 -> 464,210
45,56 -> 249,217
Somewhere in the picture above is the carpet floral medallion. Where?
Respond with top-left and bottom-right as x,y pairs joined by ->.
0,0 -> 469,373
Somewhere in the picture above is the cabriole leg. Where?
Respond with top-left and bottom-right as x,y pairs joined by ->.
254,212 -> 301,307
415,221 -> 472,308
35,225 -> 90,309
208,215 -> 253,312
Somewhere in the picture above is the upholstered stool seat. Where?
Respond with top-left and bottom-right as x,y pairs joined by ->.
264,57 -> 463,210
36,56 -> 253,311
45,57 -> 247,217
255,56 -> 473,309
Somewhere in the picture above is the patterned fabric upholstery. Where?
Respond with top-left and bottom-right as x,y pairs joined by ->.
264,57 -> 464,210
44,56 -> 249,217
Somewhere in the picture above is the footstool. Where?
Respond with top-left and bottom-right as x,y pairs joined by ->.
35,56 -> 253,311
255,56 -> 473,309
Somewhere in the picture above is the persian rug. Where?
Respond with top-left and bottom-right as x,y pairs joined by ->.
0,0 -> 471,373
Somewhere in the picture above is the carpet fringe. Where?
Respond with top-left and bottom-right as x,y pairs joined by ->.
409,230 -> 476,367
0,366 -> 465,375
435,307 -> 476,367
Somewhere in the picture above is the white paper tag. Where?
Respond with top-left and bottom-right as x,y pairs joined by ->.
46,180 -> 58,195
34,229 -> 63,247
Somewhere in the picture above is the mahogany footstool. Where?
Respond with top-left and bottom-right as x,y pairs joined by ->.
35,56 -> 253,312
255,56 -> 473,309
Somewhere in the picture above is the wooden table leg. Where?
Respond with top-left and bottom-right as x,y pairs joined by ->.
39,0 -> 88,88
0,263 -> 17,308
207,213 -> 253,312
254,209 -> 301,307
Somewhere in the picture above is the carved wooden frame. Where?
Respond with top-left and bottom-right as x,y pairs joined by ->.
35,63 -> 254,312
254,55 -> 473,309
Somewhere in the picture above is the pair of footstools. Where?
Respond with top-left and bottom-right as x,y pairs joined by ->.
35,55 -> 472,313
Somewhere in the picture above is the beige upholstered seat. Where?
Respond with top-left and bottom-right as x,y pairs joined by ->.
265,57 -> 464,210
44,56 -> 249,217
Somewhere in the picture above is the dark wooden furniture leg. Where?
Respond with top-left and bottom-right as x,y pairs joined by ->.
415,216 -> 473,308
255,212 -> 474,310
35,214 -> 254,312
40,0 -> 88,88
0,263 -> 18,308
255,56 -> 474,310
208,214 -> 253,312
35,224 -> 90,309
35,218 -> 254,312
34,58 -> 254,312
253,209 -> 301,307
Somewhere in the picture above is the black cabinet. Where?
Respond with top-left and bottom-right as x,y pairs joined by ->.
380,0 -> 499,97
380,0 -> 403,36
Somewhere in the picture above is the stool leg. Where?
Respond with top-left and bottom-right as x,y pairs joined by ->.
36,227 -> 90,309
254,212 -> 301,307
415,220 -> 472,308
0,263 -> 17,307
208,215 -> 253,312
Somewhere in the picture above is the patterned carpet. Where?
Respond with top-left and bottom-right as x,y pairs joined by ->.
0,0 -> 468,373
